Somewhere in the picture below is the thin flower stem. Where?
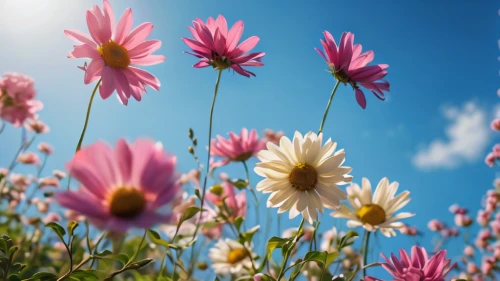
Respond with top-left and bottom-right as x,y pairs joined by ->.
0,121 -> 5,134
89,232 -> 106,268
242,161 -> 259,205
276,218 -> 305,281
57,256 -> 93,281
362,230 -> 372,278
20,154 -> 48,214
127,230 -> 147,266
67,79 -> 101,190
192,69 -> 223,238
318,80 -> 341,134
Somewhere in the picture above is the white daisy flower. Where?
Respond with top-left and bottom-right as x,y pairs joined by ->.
254,131 -> 352,224
330,177 -> 414,237
208,238 -> 255,277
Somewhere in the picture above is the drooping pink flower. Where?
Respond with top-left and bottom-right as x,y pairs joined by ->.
210,128 -> 266,168
55,138 -> 181,232
467,263 -> 480,274
449,204 -> 468,215
481,257 -> 495,275
477,210 -> 491,226
43,212 -> 62,224
399,224 -> 418,236
485,144 -> 500,167
64,210 -> 85,222
36,200 -> 49,213
427,219 -> 445,231
206,181 -> 247,221
37,142 -> 53,155
0,73 -> 43,127
17,152 -> 41,165
53,170 -> 67,180
491,119 -> 500,131
315,31 -> 389,109
455,214 -> 473,227
25,119 -> 49,134
65,0 -> 165,105
182,15 -> 265,77
9,173 -> 31,190
365,246 -> 456,281
263,129 -> 284,145
463,245 -> 475,257
39,177 -> 60,189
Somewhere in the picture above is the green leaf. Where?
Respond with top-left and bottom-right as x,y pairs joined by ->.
0,239 -> 8,254
114,253 -> 130,266
194,189 -> 201,200
180,206 -> 201,222
24,272 -> 58,281
45,222 -> 66,242
234,217 -> 244,231
0,235 -> 13,253
266,237 -> 291,259
95,250 -> 113,257
67,221 -> 79,236
8,246 -> 18,259
337,230 -> 358,250
239,225 -> 260,244
11,263 -> 26,274
304,251 -> 327,264
68,270 -> 99,281
231,179 -> 248,189
126,258 -> 153,270
147,229 -> 171,249
8,275 -> 21,281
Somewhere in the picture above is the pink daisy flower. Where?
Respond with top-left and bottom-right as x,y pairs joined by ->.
65,0 -> 165,105
210,128 -> 266,168
182,15 -> 265,77
366,246 -> 456,281
25,119 -> 49,134
55,138 -> 181,232
0,73 -> 43,127
315,31 -> 390,109
37,142 -> 53,155
17,152 -> 41,165
207,181 -> 247,221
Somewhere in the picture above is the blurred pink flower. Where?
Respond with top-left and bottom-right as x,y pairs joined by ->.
180,169 -> 201,187
182,15 -> 265,77
64,210 -> 85,222
441,227 -> 459,238
55,138 -> 181,232
25,119 -> 49,134
65,0 -> 165,105
39,177 -> 60,189
36,200 -> 49,213
0,168 -> 9,177
455,214 -> 473,227
17,152 -> 41,165
10,173 -> 31,190
263,129 -> 284,145
366,246 -> 456,281
463,245 -> 475,257
467,263 -> 480,274
37,142 -> 53,155
0,73 -> 43,127
43,212 -> 62,224
210,128 -> 266,168
315,31 -> 389,109
485,144 -> 500,167
477,210 -> 491,226
207,181 -> 247,221
491,118 -> 500,131
481,257 -> 495,275
399,225 -> 418,236
428,219 -> 445,231
449,204 -> 468,215
53,170 -> 67,180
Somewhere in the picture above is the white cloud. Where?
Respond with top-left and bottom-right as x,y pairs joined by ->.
413,101 -> 491,170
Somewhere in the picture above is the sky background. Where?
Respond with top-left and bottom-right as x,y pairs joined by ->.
0,0 -> 499,279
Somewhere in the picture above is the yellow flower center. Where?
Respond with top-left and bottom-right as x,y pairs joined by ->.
356,204 -> 386,225
227,248 -> 247,264
109,187 -> 146,219
98,41 -> 130,69
289,163 -> 318,191
210,54 -> 231,70
1,95 -> 14,107
232,151 -> 253,162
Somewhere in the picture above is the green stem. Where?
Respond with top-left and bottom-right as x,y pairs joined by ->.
318,80 -> 341,134
67,79 -> 101,190
57,256 -> 93,281
89,232 -> 106,268
127,230 -> 147,266
276,218 -> 305,281
362,230 -> 371,278
192,69 -> 223,238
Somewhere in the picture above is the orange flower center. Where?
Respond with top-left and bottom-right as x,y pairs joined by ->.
98,41 -> 130,69
109,187 -> 146,219
289,163 -> 318,191
356,204 -> 386,225
227,248 -> 247,264
232,151 -> 253,162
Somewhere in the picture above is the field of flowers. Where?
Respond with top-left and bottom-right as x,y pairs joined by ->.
0,1 -> 497,281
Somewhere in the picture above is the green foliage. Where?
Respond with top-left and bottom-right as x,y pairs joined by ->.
337,230 -> 358,250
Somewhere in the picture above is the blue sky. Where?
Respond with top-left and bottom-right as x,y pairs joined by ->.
0,0 -> 499,279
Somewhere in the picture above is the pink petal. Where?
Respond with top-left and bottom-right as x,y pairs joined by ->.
128,40 -> 162,59
339,32 -> 354,71
350,50 -> 374,70
193,21 -> 215,51
123,22 -> 153,49
194,61 -> 210,68
55,191 -> 107,218
113,69 -> 131,103
214,28 -> 226,56
122,68 -> 146,101
128,67 -> 160,91
231,36 -> 260,58
114,8 -> 133,45
103,0 -> 115,34
231,64 -> 251,77
231,52 -> 265,64
64,30 -> 97,49
355,88 -> 366,109
188,26 -> 203,42
99,66 -> 115,99
351,44 -> 362,59
181,38 -> 212,57
226,20 -> 244,53
216,15 -> 228,38
68,44 -> 100,59
323,31 -> 339,66
86,10 -> 106,46
84,59 -> 104,84
114,139 -> 133,183
130,55 -> 166,66
184,51 -> 206,59
315,47 -> 329,64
